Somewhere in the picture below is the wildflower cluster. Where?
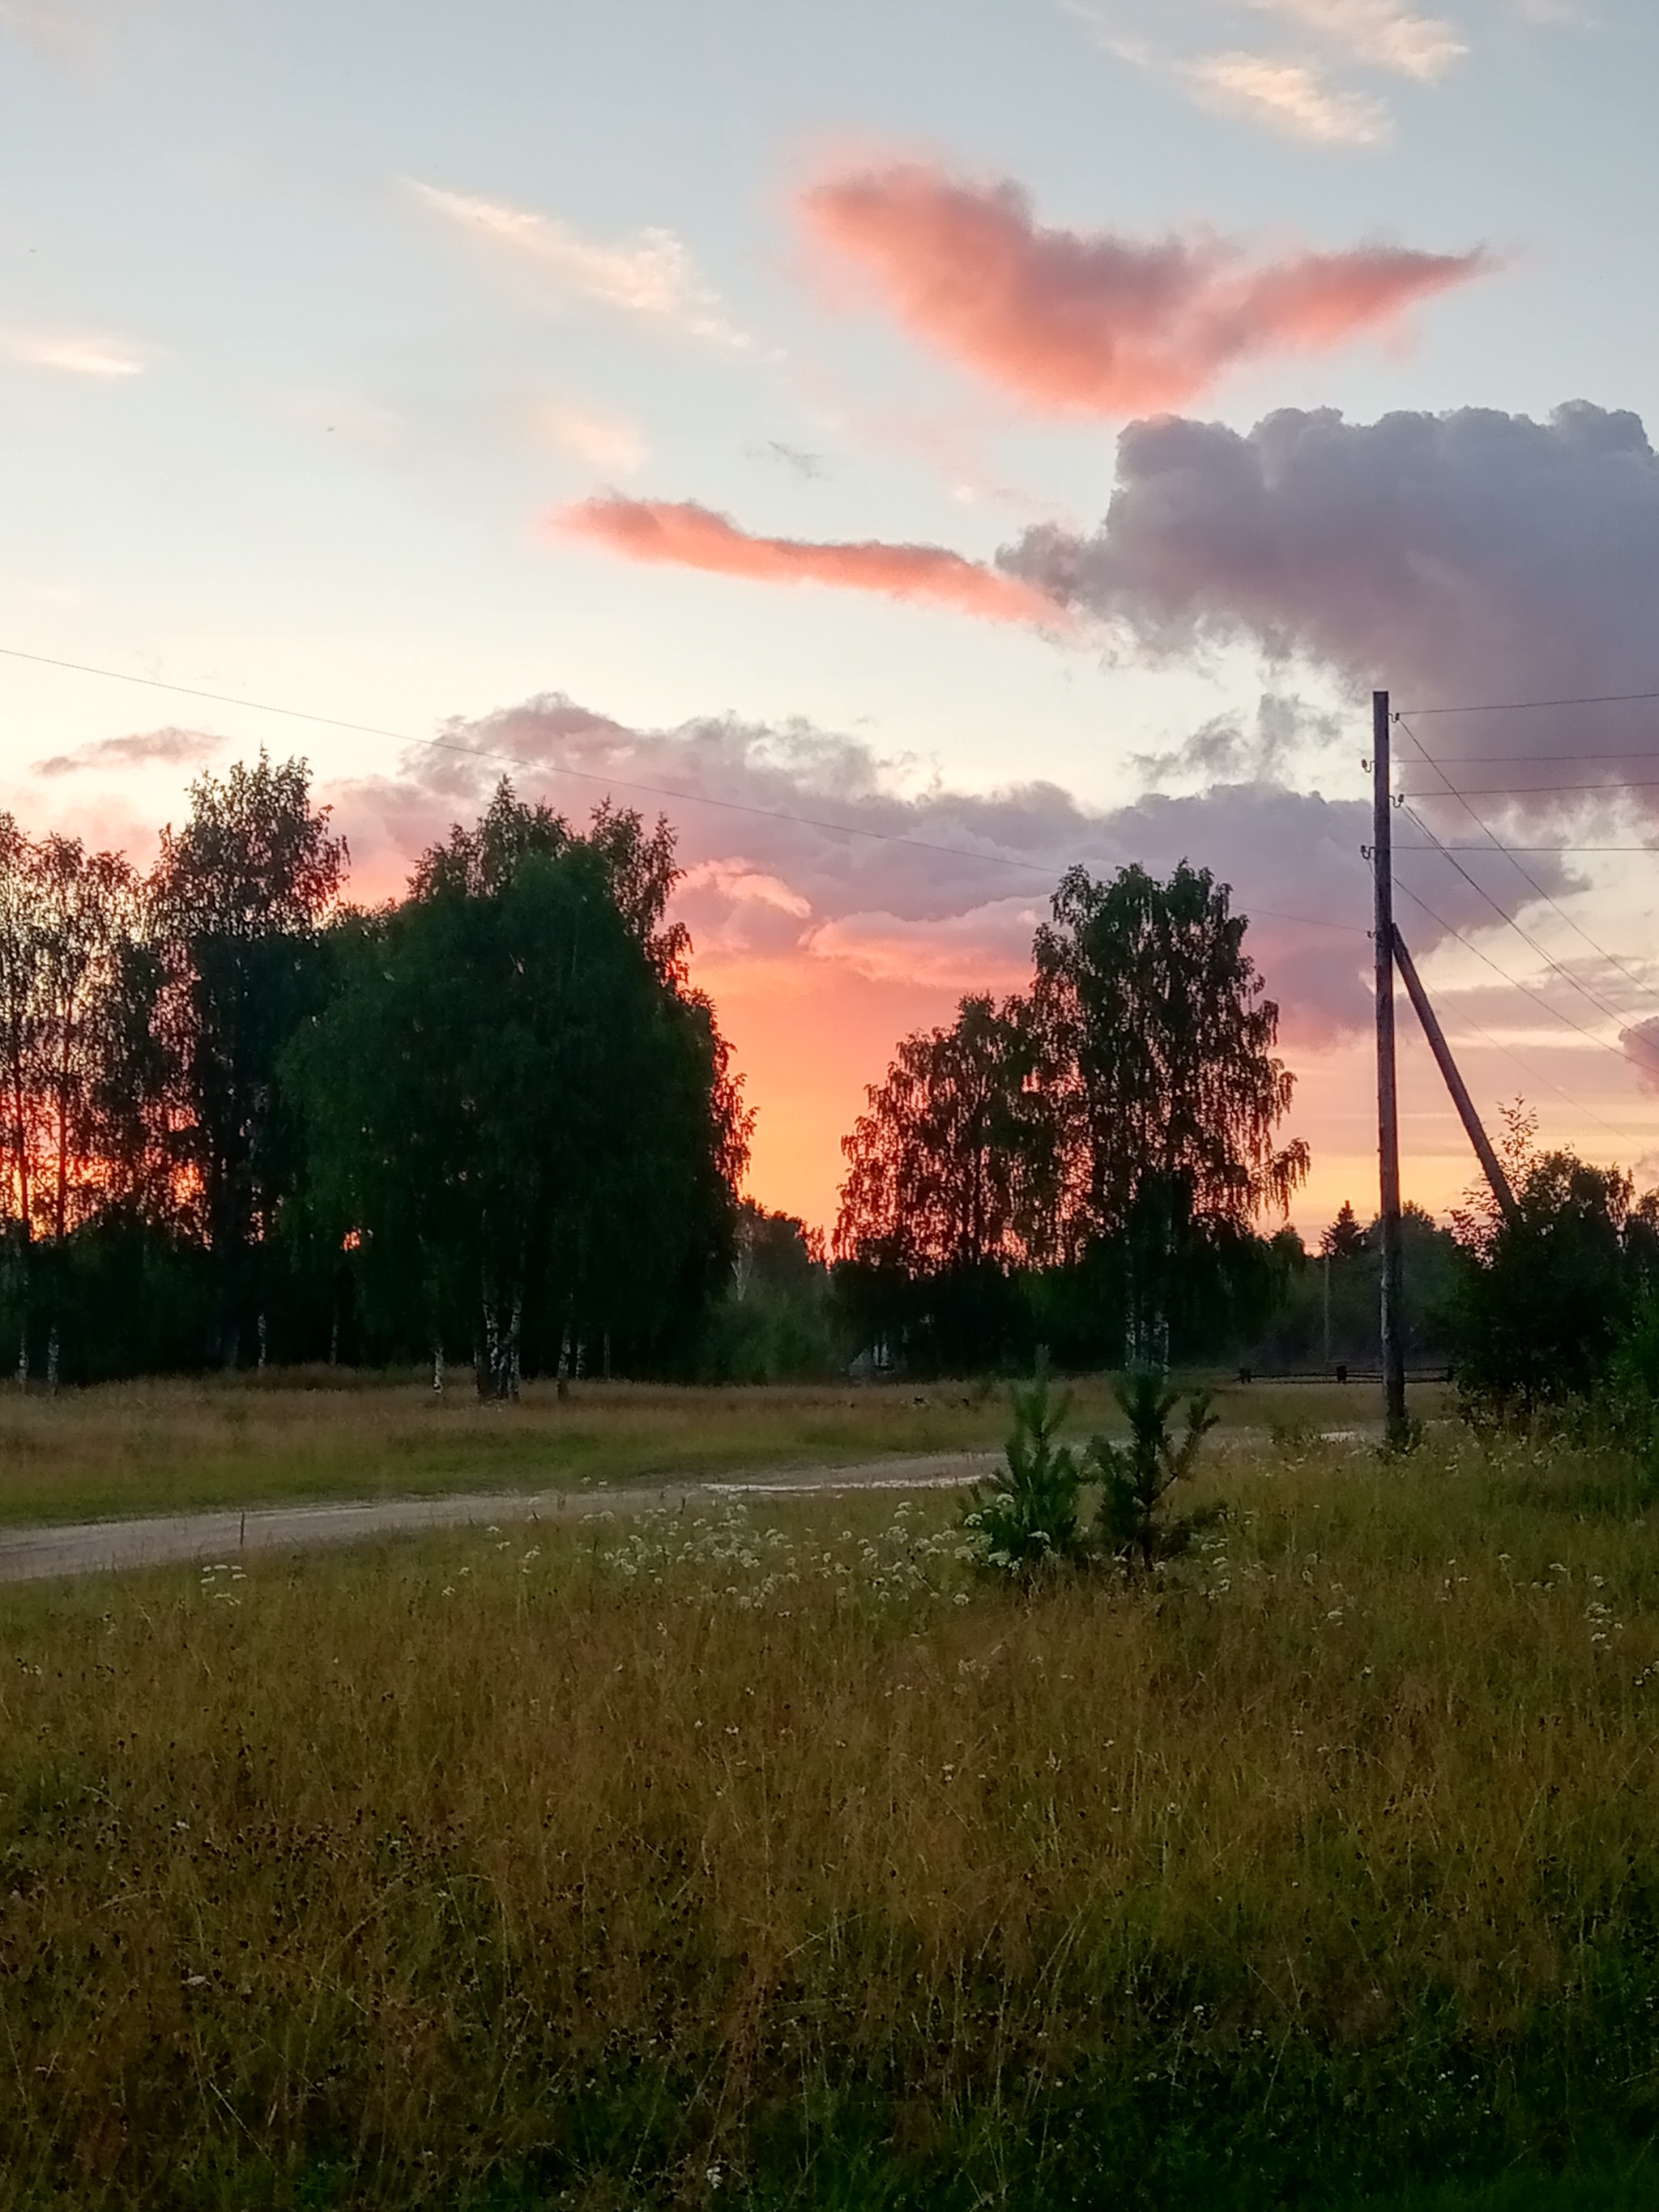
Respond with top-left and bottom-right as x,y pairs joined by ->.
588,1498 -> 975,1611
199,1560 -> 248,1605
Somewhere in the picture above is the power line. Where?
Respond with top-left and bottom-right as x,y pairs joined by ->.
0,638 -> 1367,938
1395,715 -> 1659,1021
1399,777 -> 1659,797
1396,837 -> 1659,1091
1398,803 -> 1659,1058
1390,880 -> 1640,1145
1397,845 -> 1659,854
1397,688 -> 1659,717
1427,752 -> 1659,764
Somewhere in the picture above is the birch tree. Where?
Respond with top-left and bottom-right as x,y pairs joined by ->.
149,754 -> 346,1365
1030,863 -> 1308,1362
287,787 -> 746,1395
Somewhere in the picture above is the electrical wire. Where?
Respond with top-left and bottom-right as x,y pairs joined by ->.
1397,803 -> 1659,1065
1395,714 -> 1659,1021
0,639 -> 1369,938
1425,751 -> 1659,763
1397,845 -> 1659,854
1397,688 -> 1659,716
1398,777 -> 1659,797
1390,880 -> 1641,1145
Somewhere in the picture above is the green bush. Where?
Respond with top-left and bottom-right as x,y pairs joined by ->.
1090,1369 -> 1221,1573
966,1366 -> 1218,1580
962,1367 -> 1088,1578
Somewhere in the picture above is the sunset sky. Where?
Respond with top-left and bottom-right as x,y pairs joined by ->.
6,0 -> 1659,1241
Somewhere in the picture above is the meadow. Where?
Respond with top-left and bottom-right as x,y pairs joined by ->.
2,1404 -> 1657,2208
0,1367 -> 1408,1527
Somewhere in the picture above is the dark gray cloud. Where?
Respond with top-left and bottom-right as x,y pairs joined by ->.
333,692 -> 1571,1046
32,726 -> 224,779
1001,402 -> 1659,813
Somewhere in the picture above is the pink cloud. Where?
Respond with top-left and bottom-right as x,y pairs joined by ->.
804,897 -> 1040,991
556,495 -> 1062,624
799,161 -> 1493,415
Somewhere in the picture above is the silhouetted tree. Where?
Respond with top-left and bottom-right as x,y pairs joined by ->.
1452,1105 -> 1648,1419
0,820 -> 145,1381
1029,862 -> 1308,1362
148,754 -> 346,1365
1320,1201 -> 1367,1260
836,994 -> 1051,1272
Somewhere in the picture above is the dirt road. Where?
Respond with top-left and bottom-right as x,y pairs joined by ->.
0,1451 -> 1004,1588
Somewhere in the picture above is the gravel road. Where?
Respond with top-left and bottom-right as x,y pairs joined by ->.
0,1451 -> 1004,1587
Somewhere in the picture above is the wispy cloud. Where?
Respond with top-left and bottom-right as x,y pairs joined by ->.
800,161 -> 1491,412
32,727 -> 223,779
1243,0 -> 1467,80
555,495 -> 1066,624
539,399 -> 649,474
1179,50 -> 1392,141
1067,0 -> 1472,145
0,324 -> 148,377
408,180 -> 750,348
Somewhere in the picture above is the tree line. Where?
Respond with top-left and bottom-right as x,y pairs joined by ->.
0,758 -> 748,1388
17,753 -> 1638,1404
0,796 -> 1353,1389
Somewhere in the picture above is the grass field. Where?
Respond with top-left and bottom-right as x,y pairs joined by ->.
0,1366 -> 1437,1527
2,1406 -> 1657,2207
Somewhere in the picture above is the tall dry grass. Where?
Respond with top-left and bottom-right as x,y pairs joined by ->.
0,1368 -> 1422,1526
1,1426 -> 1654,2206
0,1372 -> 1004,1526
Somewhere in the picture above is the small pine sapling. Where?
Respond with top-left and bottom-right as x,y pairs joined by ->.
1089,1371 -> 1221,1575
963,1365 -> 1087,1579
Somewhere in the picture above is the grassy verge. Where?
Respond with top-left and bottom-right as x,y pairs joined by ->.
8,1422 -> 1644,2208
0,1369 -> 1419,1526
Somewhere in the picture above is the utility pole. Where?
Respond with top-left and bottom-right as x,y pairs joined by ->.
1372,691 -> 1408,1447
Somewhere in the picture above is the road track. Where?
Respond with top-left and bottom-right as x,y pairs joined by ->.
0,1451 -> 1004,1587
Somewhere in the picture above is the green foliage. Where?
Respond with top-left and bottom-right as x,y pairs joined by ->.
963,1366 -> 1087,1577
285,787 -> 746,1389
1256,1204 -> 1460,1372
699,1204 -> 842,1381
966,1364 -> 1219,1579
1452,1136 -> 1658,1422
1090,1369 -> 1222,1571
837,991 -> 1049,1276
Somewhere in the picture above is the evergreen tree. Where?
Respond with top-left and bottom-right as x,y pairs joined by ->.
1320,1201 -> 1367,1260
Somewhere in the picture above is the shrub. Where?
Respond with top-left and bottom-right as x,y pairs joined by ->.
963,1366 -> 1087,1579
1090,1370 -> 1221,1574
965,1366 -> 1219,1580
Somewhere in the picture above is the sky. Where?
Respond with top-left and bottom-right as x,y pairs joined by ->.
5,0 -> 1659,1242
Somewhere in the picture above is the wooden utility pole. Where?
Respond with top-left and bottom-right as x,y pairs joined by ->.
1391,926 -> 1518,1223
1372,691 -> 1408,1447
